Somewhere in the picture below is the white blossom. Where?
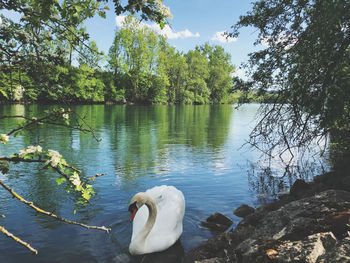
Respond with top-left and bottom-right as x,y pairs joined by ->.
12,85 -> 25,101
19,145 -> 42,157
46,149 -> 65,167
0,134 -> 9,144
62,113 -> 69,120
154,0 -> 173,19
160,5 -> 172,19
69,173 -> 81,187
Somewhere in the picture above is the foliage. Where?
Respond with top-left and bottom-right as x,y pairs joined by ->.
1,0 -> 235,105
108,16 -> 235,104
227,90 -> 277,104
110,0 -> 172,26
185,50 -> 210,104
0,0 -> 172,102
109,15 -> 161,102
197,43 -> 235,103
230,0 -> 350,168
158,45 -> 188,103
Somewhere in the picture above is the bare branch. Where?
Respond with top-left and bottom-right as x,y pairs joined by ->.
0,180 -> 110,232
67,108 -> 102,142
0,225 -> 38,255
0,112 -> 100,142
82,173 -> 107,186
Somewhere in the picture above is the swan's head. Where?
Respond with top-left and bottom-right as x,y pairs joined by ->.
128,192 -> 148,222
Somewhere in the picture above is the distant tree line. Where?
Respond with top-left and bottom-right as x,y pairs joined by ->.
0,13 -> 238,104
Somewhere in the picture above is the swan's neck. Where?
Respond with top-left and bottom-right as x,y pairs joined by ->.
138,197 -> 157,244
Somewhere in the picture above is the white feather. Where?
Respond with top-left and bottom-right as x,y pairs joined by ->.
129,185 -> 185,255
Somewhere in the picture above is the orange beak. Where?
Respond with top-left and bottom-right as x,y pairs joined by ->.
130,208 -> 138,222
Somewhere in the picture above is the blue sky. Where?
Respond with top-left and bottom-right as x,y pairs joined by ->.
85,1 -> 262,78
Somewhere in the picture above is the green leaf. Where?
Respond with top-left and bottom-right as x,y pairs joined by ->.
75,5 -> 82,13
82,190 -> 91,200
98,10 -> 106,18
58,163 -> 64,170
56,177 -> 66,185
0,90 -> 8,99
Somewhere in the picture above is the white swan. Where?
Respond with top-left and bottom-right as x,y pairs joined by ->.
128,185 -> 185,255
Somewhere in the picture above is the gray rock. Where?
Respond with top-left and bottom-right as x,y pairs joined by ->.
233,204 -> 255,218
290,179 -> 311,197
194,257 -> 226,263
184,232 -> 235,263
185,190 -> 350,263
201,212 -> 233,232
317,237 -> 350,263
269,232 -> 336,263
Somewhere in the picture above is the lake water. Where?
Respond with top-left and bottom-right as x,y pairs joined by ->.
0,104 -> 326,262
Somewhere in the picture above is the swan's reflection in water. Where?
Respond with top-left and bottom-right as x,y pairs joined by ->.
130,240 -> 184,263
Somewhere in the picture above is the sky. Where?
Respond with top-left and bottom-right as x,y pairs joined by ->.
84,0 -> 263,79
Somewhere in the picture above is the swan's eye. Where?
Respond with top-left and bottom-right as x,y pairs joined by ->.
128,201 -> 137,212
128,201 -> 138,222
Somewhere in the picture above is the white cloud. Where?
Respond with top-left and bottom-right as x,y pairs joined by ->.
115,15 -> 200,39
232,68 -> 248,80
115,15 -> 125,27
155,25 -> 200,39
211,31 -> 237,43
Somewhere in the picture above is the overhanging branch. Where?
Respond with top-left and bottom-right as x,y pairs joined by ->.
0,225 -> 38,254
0,180 -> 111,233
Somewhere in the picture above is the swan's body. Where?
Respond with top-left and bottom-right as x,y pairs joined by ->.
128,185 -> 185,255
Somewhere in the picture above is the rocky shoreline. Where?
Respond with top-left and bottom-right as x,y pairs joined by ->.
184,172 -> 350,263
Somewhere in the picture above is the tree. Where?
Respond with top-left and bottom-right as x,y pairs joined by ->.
197,43 -> 235,103
78,40 -> 106,69
167,50 -> 188,103
109,15 -> 160,102
185,50 -> 210,104
109,15 -> 175,103
0,0 -> 172,100
0,0 -> 103,93
230,0 -> 350,170
156,37 -> 187,103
